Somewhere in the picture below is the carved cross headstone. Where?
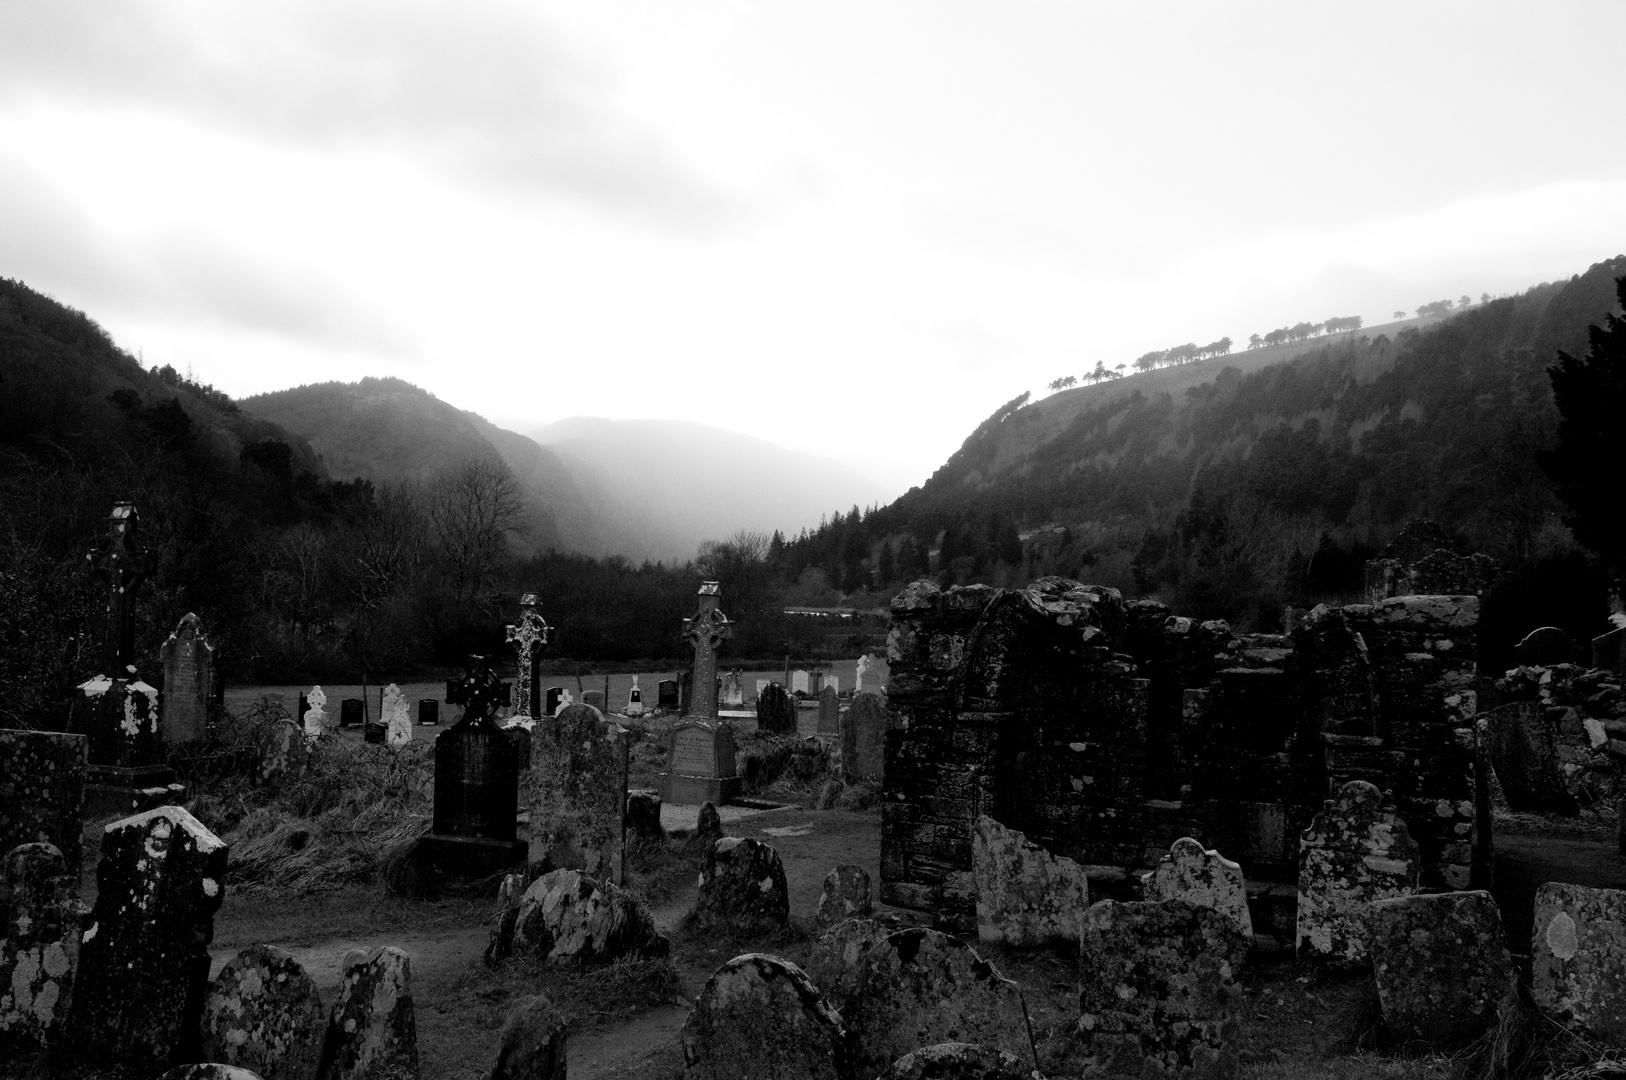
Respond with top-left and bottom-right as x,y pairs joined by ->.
505,593 -> 551,720
682,582 -> 732,720
85,502 -> 154,678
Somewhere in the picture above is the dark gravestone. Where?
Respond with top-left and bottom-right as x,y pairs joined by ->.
159,613 -> 215,745
1592,626 -> 1626,676
657,680 -> 680,709
340,698 -> 364,730
69,806 -> 228,1076
0,729 -> 87,870
0,842 -> 81,1055
842,692 -> 888,783
661,722 -> 740,806
817,685 -> 841,736
363,721 -> 385,744
418,699 -> 439,726
417,658 -> 525,878
1515,626 -> 1578,667
755,682 -> 795,735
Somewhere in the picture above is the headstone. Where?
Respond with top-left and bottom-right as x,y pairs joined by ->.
255,719 -> 307,787
815,865 -> 873,929
490,995 -> 566,1080
682,582 -> 733,719
324,946 -> 418,1080
0,729 -> 86,870
159,612 -> 215,745
418,699 -> 439,726
844,928 -> 1036,1078
755,682 -> 795,736
544,686 -> 565,717
855,654 -> 890,694
1142,836 -> 1254,942
418,657 -> 525,878
1296,780 -> 1420,965
1077,899 -> 1248,1078
363,720 -> 385,744
841,692 -> 887,783
68,805 -> 228,1076
804,916 -> 905,1012
505,593 -> 551,720
696,837 -> 789,935
1532,882 -> 1626,1045
1368,891 -> 1515,1048
816,685 -> 840,735
696,802 -> 724,845
625,789 -> 664,842
0,843 -> 80,1054
1482,701 -> 1578,813
200,944 -> 325,1080
680,954 -> 848,1080
382,684 -> 413,748
791,670 -> 811,696
581,690 -> 605,711
661,722 -> 740,806
625,676 -> 644,718
503,869 -> 668,968
657,679 -> 679,709
881,1044 -> 1029,1080
155,1066 -> 267,1080
529,704 -> 628,884
302,686 -> 328,741
340,698 -> 364,730
755,679 -> 769,700
1592,626 -> 1626,676
1515,626 -> 1578,667
971,815 -> 1090,947
721,671 -> 744,707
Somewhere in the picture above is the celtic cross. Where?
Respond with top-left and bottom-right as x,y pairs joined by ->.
682,581 -> 732,719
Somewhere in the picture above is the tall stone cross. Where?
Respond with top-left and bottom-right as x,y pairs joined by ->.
85,502 -> 154,677
505,592 -> 551,720
682,581 -> 731,720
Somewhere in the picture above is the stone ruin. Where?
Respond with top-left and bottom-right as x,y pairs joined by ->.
1363,519 -> 1500,603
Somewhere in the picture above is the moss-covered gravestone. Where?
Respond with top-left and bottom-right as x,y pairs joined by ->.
529,704 -> 628,884
68,805 -> 228,1076
201,945 -> 326,1080
0,843 -> 81,1055
1532,882 -> 1626,1046
1368,891 -> 1514,1048
0,729 -> 86,869
680,954 -> 848,1080
696,838 -> 789,935
322,947 -> 418,1080
1296,780 -> 1419,965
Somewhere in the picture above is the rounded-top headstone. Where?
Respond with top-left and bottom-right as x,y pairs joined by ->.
815,864 -> 873,929
323,946 -> 418,1080
803,916 -> 907,1012
490,995 -> 567,1080
680,953 -> 848,1080
696,838 -> 789,936
156,1066 -> 267,1080
1143,836 -> 1253,941
200,944 -> 326,1080
880,1042 -> 1030,1080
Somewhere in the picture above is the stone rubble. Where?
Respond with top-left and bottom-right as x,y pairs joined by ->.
496,869 -> 668,968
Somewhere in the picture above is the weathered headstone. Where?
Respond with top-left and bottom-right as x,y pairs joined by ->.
815,864 -> 873,929
418,699 -> 439,726
505,593 -> 551,721
841,692 -> 887,783
255,719 -> 307,787
881,1043 -> 1029,1080
844,928 -> 1036,1078
680,954 -> 848,1080
791,669 -> 811,696
382,684 -> 413,748
529,703 -> 628,884
1296,780 -> 1420,965
0,843 -> 80,1054
625,675 -> 644,718
661,722 -> 739,806
324,946 -> 418,1080
502,869 -> 668,968
1482,701 -> 1578,814
544,686 -> 565,717
1532,882 -> 1626,1046
68,805 -> 228,1076
816,685 -> 840,735
722,671 -> 745,707
302,686 -> 328,741
340,698 -> 364,730
159,612 -> 215,745
1142,836 -> 1254,942
490,995 -> 566,1080
626,789 -> 664,841
417,657 -> 525,878
657,679 -> 679,709
696,801 -> 724,845
755,678 -> 770,700
683,582 -> 733,719
803,916 -> 905,1012
1368,890 -> 1514,1048
696,837 -> 789,935
155,1066 -> 267,1080
755,682 -> 795,735
200,944 -> 325,1080
1077,898 -> 1248,1078
1515,626 -> 1578,667
0,729 -> 86,870
971,815 -> 1089,947
581,690 -> 605,711
856,653 -> 890,694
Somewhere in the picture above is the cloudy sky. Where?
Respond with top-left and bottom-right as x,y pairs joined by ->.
4,2 -> 1625,495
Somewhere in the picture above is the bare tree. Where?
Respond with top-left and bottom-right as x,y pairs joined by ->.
427,458 -> 527,611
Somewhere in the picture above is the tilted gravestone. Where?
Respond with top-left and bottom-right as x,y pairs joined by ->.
680,954 -> 849,1080
755,682 -> 796,736
971,815 -> 1089,948
529,704 -> 628,884
159,612 -> 215,745
816,685 -> 840,735
0,843 -> 81,1055
200,944 -> 326,1080
68,805 -> 228,1076
419,657 -> 525,878
1296,780 -> 1420,965
841,692 -> 887,783
324,946 -> 418,1080
1481,701 -> 1577,814
0,728 -> 87,870
1142,836 -> 1254,943
661,722 -> 739,806
1514,626 -> 1578,667
1369,890 -> 1515,1048
382,684 -> 413,748
1532,882 -> 1626,1046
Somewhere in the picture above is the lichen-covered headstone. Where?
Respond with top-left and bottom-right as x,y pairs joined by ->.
696,838 -> 790,935
256,719 -> 307,787
0,729 -> 86,870
971,815 -> 1090,947
0,843 -> 80,1054
68,805 -> 228,1076
815,864 -> 873,929
491,995 -> 566,1080
1482,701 -> 1577,814
1296,780 -> 1419,965
156,1066 -> 268,1080
382,685 -> 413,748
880,1042 -> 1030,1080
502,869 -> 668,968
1532,882 -> 1626,1045
844,927 -> 1037,1078
160,612 -> 215,745
1078,898 -> 1247,1078
303,686 -> 328,741
1368,891 -> 1514,1048
841,691 -> 888,783
1142,836 -> 1253,942
680,953 -> 849,1080
803,916 -> 906,1012
324,946 -> 418,1080
200,944 -> 325,1080
529,704 -> 628,885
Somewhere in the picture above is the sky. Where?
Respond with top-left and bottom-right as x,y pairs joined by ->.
4,2 -> 1626,498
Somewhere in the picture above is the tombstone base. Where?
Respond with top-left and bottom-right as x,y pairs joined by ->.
660,773 -> 741,806
84,765 -> 187,818
413,833 -> 526,880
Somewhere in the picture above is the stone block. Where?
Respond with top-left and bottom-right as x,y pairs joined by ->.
0,843 -> 80,1054
1532,882 -> 1626,1045
680,953 -> 848,1080
324,946 -> 418,1080
490,995 -> 566,1080
1142,836 -> 1253,942
971,815 -> 1089,947
200,944 -> 325,1080
696,838 -> 789,936
505,869 -> 668,968
1077,898 -> 1248,1078
1296,781 -> 1419,965
1482,701 -> 1578,814
815,864 -> 873,929
1368,891 -> 1514,1048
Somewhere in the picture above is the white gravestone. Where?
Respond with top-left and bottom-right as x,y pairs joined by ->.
382,684 -> 413,747
626,675 -> 644,718
303,686 -> 328,742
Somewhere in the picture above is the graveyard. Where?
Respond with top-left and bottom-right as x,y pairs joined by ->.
0,503 -> 1623,1080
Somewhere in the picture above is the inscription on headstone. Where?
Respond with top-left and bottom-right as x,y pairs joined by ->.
159,613 -> 215,745
661,722 -> 739,806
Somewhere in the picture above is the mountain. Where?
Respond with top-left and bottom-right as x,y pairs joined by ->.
530,416 -> 895,563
